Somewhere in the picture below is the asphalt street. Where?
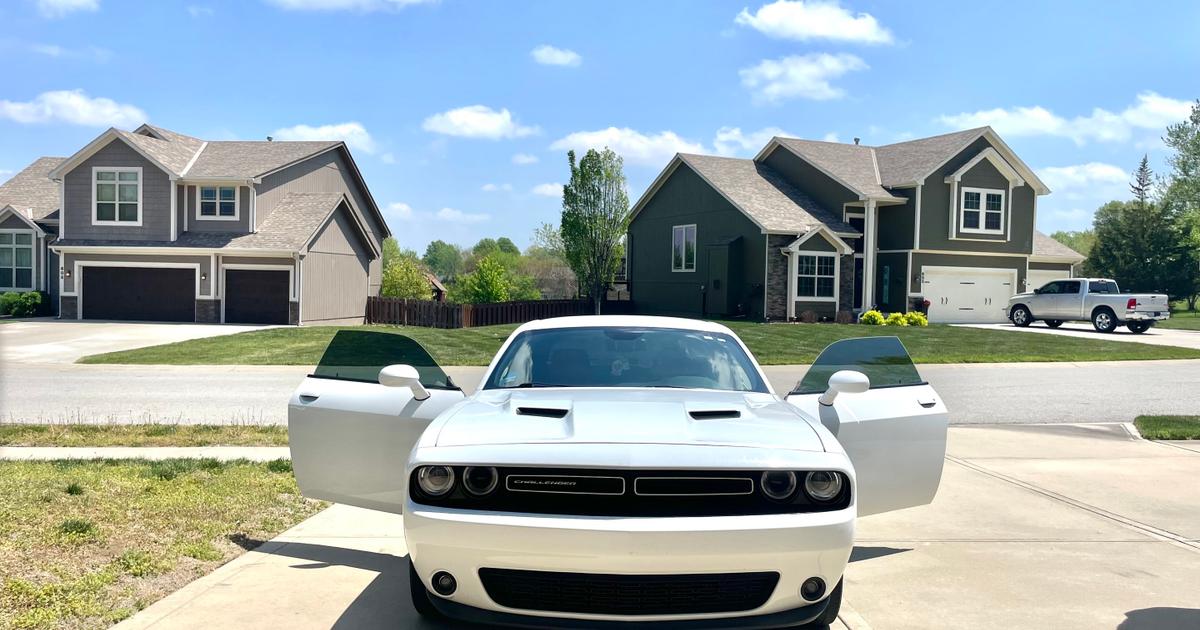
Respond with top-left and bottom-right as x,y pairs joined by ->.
4,360 -> 1198,425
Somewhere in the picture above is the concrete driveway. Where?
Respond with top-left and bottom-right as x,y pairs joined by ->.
114,424 -> 1200,630
965,321 -> 1200,350
0,319 -> 272,364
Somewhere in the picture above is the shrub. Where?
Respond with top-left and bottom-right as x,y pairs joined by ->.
859,310 -> 885,325
904,311 -> 929,327
835,310 -> 855,324
1,291 -> 42,317
885,312 -> 909,326
798,310 -> 818,323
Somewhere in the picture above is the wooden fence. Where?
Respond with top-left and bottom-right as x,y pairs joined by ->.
366,297 -> 600,328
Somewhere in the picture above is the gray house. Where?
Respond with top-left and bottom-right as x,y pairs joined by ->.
627,127 -> 1085,323
0,123 -> 389,324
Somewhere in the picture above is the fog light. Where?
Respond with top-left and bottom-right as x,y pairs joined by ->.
760,471 -> 797,501
431,571 -> 457,596
463,466 -> 499,496
800,577 -> 826,601
804,471 -> 844,502
417,466 -> 455,497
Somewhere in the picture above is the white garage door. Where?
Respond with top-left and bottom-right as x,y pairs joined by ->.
921,266 -> 1016,323
1027,269 -> 1071,294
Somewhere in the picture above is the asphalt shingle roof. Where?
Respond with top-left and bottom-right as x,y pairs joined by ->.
117,130 -> 201,175
679,154 -> 858,234
874,127 -> 988,187
55,193 -> 349,252
0,157 -> 66,221
1032,230 -> 1085,261
185,141 -> 339,179
772,138 -> 898,200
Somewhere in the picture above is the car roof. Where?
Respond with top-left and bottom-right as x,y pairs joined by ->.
514,315 -> 735,335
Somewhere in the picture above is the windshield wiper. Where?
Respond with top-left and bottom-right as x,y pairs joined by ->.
501,382 -> 573,389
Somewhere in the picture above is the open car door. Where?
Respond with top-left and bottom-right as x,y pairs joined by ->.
785,337 -> 947,516
289,330 -> 466,514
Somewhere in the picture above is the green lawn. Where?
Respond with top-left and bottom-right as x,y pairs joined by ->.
1158,309 -> 1200,331
0,424 -> 288,447
0,459 -> 323,630
77,321 -> 1200,366
1134,415 -> 1200,440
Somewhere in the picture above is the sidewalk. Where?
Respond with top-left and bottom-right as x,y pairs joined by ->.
0,446 -> 290,461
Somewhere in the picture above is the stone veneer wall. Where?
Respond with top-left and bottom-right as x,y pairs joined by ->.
60,296 -> 77,319
196,299 -> 220,324
289,301 -> 300,325
838,255 -> 855,314
764,235 -> 793,320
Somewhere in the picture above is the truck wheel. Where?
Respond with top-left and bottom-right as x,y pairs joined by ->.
1045,320 -> 1064,328
1011,306 -> 1033,327
408,561 -> 443,620
802,578 -> 843,628
1092,308 -> 1117,333
1128,322 -> 1151,334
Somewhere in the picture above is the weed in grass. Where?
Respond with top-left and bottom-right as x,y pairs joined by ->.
144,458 -> 228,481
266,458 -> 292,474
64,482 -> 84,495
116,550 -> 171,577
143,425 -> 179,437
177,540 -> 223,562
57,518 -> 99,542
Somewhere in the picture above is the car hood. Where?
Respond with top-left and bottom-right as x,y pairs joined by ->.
433,388 -> 825,452
1010,291 -> 1034,300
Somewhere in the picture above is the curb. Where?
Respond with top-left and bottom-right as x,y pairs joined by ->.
1121,422 -> 1144,440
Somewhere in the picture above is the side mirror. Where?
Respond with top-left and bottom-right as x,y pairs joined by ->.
1032,288 -> 1041,294
378,364 -> 430,401
818,370 -> 870,406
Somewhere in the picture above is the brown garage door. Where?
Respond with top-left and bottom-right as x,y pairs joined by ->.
225,269 -> 290,324
82,267 -> 195,322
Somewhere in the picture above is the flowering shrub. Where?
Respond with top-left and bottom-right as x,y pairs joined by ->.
859,309 -> 885,325
885,312 -> 909,326
904,311 -> 929,327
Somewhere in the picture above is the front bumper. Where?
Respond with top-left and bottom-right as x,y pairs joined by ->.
405,500 -> 854,626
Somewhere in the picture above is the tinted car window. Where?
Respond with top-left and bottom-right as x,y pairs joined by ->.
1089,281 -> 1119,293
1039,282 -> 1062,294
483,326 -> 768,393
312,330 -> 455,389
1061,281 -> 1081,294
791,336 -> 924,395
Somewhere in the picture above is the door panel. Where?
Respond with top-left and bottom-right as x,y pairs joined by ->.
786,337 -> 948,516
82,267 -> 194,322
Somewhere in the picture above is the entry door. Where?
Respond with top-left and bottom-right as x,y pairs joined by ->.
922,267 -> 1013,323
705,245 -> 729,316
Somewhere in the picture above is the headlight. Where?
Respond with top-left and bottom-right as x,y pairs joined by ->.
416,465 -> 455,496
804,471 -> 843,502
760,471 -> 797,500
463,466 -> 499,496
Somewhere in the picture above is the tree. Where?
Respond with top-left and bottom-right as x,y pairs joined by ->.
1163,99 -> 1200,309
1089,199 -> 1192,299
380,255 -> 433,300
530,222 -> 565,259
381,237 -> 403,270
496,237 -> 520,256
561,148 -> 632,314
1050,229 -> 1097,275
1130,155 -> 1154,209
422,240 -> 463,280
472,238 -> 500,258
448,253 -> 511,303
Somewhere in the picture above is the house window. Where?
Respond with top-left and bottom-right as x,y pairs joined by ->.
797,253 -> 836,300
199,186 -> 238,219
93,167 -> 141,225
0,232 -> 34,290
961,187 -> 1004,234
672,224 -> 696,272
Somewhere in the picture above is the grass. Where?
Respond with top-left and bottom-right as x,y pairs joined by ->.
1133,415 -> 1200,440
0,459 -> 323,630
0,424 -> 288,447
1158,308 -> 1200,331
76,321 -> 1200,367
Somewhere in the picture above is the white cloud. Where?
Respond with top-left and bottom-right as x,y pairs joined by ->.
186,5 -> 214,16
36,0 -> 98,18
0,89 -> 145,127
1037,162 -> 1128,200
271,121 -> 377,153
550,127 -> 705,166
481,183 -> 512,192
29,43 -> 112,62
739,53 -> 868,104
422,105 -> 538,140
713,126 -> 791,156
380,152 -> 396,164
265,0 -> 434,11
436,207 -> 488,223
938,92 -> 1193,145
0,169 -> 14,179
531,183 -> 562,197
387,202 -> 414,219
531,44 -> 582,67
734,0 -> 893,44
512,152 -> 538,165
822,131 -> 840,142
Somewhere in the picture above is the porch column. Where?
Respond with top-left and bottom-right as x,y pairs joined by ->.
862,199 -> 878,310
785,249 -> 797,321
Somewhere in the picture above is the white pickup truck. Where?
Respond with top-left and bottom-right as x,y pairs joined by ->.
1007,278 -> 1170,333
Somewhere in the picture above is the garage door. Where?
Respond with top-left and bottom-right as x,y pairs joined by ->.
225,269 -> 290,324
1027,269 -> 1071,294
81,267 -> 195,322
921,266 -> 1015,323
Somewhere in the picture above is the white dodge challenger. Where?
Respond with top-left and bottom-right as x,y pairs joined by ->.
289,316 -> 947,628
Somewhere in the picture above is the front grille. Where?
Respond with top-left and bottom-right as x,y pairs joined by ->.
479,568 -> 779,616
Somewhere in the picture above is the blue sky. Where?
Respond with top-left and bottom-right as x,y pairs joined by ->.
2,0 -> 1198,251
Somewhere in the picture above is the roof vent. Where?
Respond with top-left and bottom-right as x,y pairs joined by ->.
516,406 -> 569,419
266,136 -> 273,142
688,409 -> 741,420
853,137 -> 860,145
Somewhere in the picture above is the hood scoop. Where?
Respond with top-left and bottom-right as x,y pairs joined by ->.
516,406 -> 570,419
688,409 -> 741,420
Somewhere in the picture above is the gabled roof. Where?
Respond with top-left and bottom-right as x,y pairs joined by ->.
0,205 -> 46,235
766,138 -> 900,201
0,156 -> 66,221
674,154 -> 858,234
1032,230 -> 1085,262
185,140 -> 341,179
873,128 -> 986,187
116,129 -> 202,175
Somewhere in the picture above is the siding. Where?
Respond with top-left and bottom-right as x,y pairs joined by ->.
1029,261 -> 1074,271
628,163 -> 767,319
910,252 -> 1026,294
184,185 -> 251,233
0,215 -> 31,229
759,146 -> 859,217
877,187 -> 915,251
63,139 -> 172,241
301,208 -> 370,323
62,252 -> 213,296
918,137 -> 1035,255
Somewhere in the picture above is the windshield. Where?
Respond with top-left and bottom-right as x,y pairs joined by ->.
483,326 -> 769,393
